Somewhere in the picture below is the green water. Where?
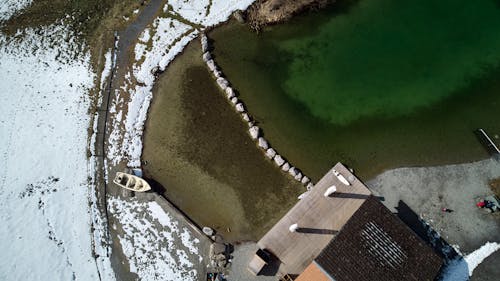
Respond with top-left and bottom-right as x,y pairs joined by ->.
281,0 -> 500,124
210,0 -> 500,179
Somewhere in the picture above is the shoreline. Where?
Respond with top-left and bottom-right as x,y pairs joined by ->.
246,0 -> 332,30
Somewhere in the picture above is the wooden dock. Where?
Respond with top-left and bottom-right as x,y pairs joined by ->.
256,163 -> 371,276
475,129 -> 500,156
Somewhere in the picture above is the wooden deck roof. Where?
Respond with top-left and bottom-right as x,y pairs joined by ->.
257,163 -> 371,276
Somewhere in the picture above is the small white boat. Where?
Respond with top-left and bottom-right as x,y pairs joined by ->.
332,169 -> 350,186
113,172 -> 151,192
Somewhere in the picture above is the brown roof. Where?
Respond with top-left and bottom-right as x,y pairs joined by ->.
257,163 -> 371,275
295,262 -> 332,281
315,196 -> 443,281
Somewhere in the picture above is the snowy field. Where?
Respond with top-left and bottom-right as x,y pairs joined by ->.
109,198 -> 204,281
0,20 -> 114,281
108,0 -> 255,168
0,0 -> 256,280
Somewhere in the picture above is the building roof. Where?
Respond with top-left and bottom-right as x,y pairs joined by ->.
315,196 -> 443,281
295,262 -> 332,281
257,163 -> 371,275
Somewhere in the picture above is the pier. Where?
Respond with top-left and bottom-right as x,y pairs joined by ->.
475,129 -> 500,156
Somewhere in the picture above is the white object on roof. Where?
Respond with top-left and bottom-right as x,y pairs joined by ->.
289,223 -> 299,233
332,169 -> 350,186
324,185 -> 337,197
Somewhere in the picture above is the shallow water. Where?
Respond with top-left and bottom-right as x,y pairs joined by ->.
210,0 -> 500,180
142,41 -> 302,241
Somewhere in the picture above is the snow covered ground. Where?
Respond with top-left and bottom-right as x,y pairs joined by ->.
0,22 -> 114,281
108,198 -> 204,281
0,1 -> 257,280
108,0 -> 256,168
0,0 -> 32,22
440,242 -> 500,281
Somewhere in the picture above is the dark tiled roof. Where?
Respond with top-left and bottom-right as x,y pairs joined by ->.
315,196 -> 443,281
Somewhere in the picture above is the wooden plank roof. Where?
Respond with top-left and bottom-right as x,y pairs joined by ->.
257,163 -> 371,276
315,196 -> 443,281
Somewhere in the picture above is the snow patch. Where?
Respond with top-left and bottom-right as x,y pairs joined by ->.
0,0 -> 33,22
439,242 -> 500,280
0,23 -> 114,280
109,197 -> 202,281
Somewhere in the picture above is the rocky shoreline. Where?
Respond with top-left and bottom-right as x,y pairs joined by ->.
201,33 -> 314,190
246,0 -> 332,30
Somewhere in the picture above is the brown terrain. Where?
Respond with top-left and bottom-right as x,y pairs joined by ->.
246,0 -> 332,30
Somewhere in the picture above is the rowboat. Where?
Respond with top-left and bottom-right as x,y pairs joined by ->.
113,172 -> 151,192
332,169 -> 350,186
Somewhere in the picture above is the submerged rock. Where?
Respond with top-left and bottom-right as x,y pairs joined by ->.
235,103 -> 245,112
266,148 -> 277,159
258,137 -> 268,150
249,126 -> 260,139
274,155 -> 285,166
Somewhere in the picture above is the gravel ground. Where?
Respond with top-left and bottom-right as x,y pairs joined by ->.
225,242 -> 279,281
367,158 -> 500,280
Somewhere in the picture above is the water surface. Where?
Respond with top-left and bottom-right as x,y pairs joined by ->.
210,0 -> 500,180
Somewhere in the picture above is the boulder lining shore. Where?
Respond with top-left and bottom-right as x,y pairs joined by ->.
200,33 -> 314,189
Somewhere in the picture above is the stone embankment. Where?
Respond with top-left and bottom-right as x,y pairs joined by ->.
200,34 -> 313,190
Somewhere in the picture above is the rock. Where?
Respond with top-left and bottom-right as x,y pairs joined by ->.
201,34 -> 209,52
281,162 -> 290,172
235,103 -> 245,112
213,69 -> 222,78
202,52 -> 211,62
233,10 -> 246,23
216,77 -> 229,90
151,66 -> 161,77
266,148 -> 276,159
230,97 -> 238,104
274,155 -> 285,166
294,172 -> 303,181
258,137 -> 268,150
203,226 -> 214,236
207,59 -> 216,72
247,121 -> 254,127
217,259 -> 227,268
306,182 -> 314,190
288,167 -> 297,177
301,176 -> 310,185
211,243 -> 226,255
249,126 -> 260,140
225,87 -> 235,99
242,113 -> 251,122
